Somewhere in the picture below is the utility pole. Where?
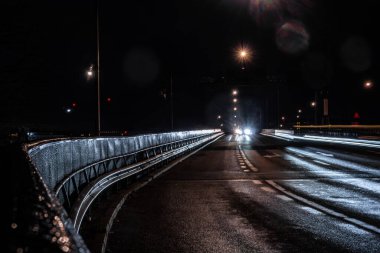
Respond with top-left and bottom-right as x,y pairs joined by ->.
170,72 -> 174,130
96,0 -> 101,136
314,91 -> 318,125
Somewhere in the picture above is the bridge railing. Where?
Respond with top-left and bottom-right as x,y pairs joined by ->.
293,125 -> 380,139
14,129 -> 222,252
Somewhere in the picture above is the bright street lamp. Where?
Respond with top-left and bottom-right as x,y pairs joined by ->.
233,98 -> 237,103
233,107 -> 237,111
364,81 -> 373,89
235,45 -> 252,70
298,109 -> 302,113
311,101 -> 316,107
217,115 -> 221,119
232,89 -> 238,96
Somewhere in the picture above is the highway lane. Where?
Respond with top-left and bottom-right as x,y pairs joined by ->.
103,134 -> 380,253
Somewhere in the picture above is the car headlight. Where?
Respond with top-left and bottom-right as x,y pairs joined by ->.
244,128 -> 252,135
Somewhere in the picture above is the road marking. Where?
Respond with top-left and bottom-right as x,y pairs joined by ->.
263,152 -> 281,158
261,186 -> 276,193
252,180 -> 263,185
297,154 -> 305,157
299,206 -> 324,215
313,160 -> 330,166
266,180 -> 380,235
276,195 -> 293,201
243,169 -> 250,172
238,145 -> 259,172
316,151 -> 334,157
241,166 -> 247,169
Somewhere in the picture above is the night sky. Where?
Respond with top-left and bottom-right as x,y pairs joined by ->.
1,0 -> 379,134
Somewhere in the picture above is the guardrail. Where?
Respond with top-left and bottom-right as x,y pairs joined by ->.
11,129 -> 222,252
261,126 -> 380,149
293,125 -> 380,139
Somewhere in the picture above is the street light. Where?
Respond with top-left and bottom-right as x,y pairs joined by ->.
364,80 -> 373,89
311,101 -> 317,124
298,109 -> 302,113
217,115 -> 221,119
236,46 -> 251,70
233,98 -> 237,103
233,107 -> 237,111
232,89 -> 238,96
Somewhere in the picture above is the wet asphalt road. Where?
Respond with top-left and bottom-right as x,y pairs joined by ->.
105,134 -> 380,253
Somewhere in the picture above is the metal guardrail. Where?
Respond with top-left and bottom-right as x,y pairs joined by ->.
54,133 -> 210,208
70,132 -> 221,231
21,129 -> 222,252
293,125 -> 380,139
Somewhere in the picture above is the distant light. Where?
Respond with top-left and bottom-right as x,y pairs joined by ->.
235,46 -> 252,62
244,128 -> 252,135
234,115 -> 237,118
311,101 -> 316,107
72,102 -> 77,108
220,124 -> 224,127
232,90 -> 238,95
66,108 -> 72,113
298,109 -> 302,113
296,115 -> 300,119
217,115 -> 221,119
86,64 -> 95,79
107,97 -> 112,103
280,124 -> 283,128
233,107 -> 237,111
233,98 -> 237,103
364,81 -> 373,89
281,116 -> 285,120
235,128 -> 243,135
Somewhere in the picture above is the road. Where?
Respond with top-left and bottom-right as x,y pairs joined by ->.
100,134 -> 380,252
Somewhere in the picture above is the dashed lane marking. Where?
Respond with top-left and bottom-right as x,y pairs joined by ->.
266,180 -> 380,235
243,169 -> 250,172
316,151 -> 334,157
313,160 -> 330,166
241,166 -> 247,169
238,145 -> 259,172
252,180 -> 263,185
276,195 -> 293,201
299,206 -> 324,215
260,186 -> 276,193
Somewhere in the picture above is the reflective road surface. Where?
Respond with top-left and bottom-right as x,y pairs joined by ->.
89,134 -> 380,252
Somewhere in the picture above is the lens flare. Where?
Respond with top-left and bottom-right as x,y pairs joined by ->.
276,20 -> 310,54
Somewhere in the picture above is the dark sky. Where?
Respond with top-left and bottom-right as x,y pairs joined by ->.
1,0 -> 379,133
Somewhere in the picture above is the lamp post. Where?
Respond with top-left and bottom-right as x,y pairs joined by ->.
170,72 -> 174,130
87,0 -> 102,135
311,101 -> 317,124
96,0 -> 101,135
